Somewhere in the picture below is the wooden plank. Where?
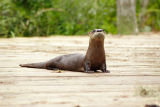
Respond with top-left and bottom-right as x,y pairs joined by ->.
0,34 -> 160,107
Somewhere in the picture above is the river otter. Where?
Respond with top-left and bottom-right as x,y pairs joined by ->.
20,29 -> 110,73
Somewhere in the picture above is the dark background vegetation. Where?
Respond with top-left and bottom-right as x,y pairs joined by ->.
0,0 -> 160,37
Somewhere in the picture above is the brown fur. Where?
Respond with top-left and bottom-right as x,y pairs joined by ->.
20,29 -> 110,73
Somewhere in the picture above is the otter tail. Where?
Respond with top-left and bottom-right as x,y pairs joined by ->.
19,62 -> 46,69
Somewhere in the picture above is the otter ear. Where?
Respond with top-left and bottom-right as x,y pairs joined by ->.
88,29 -> 95,36
101,29 -> 106,34
88,31 -> 92,36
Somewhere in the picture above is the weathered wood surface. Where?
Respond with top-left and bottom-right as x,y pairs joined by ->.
0,33 -> 160,107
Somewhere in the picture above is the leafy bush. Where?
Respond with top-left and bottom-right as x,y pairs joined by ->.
0,0 -> 159,37
136,0 -> 160,32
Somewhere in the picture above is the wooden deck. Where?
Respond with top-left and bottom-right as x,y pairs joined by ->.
0,33 -> 160,107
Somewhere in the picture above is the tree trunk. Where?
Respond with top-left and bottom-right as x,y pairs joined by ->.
117,0 -> 138,34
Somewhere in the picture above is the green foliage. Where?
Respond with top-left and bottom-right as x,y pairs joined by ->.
136,0 -> 160,32
0,0 -> 116,37
147,0 -> 160,31
0,0 -> 159,37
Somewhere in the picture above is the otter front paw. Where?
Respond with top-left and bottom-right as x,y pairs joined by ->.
103,70 -> 110,73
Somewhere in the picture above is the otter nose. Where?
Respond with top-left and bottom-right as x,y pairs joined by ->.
96,29 -> 103,32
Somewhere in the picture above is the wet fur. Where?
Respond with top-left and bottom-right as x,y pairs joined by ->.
20,29 -> 110,73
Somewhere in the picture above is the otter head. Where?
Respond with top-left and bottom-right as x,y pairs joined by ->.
89,29 -> 106,41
